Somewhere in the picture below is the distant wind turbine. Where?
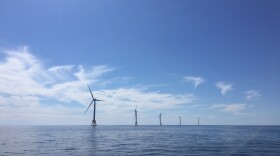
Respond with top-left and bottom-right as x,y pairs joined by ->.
84,84 -> 103,126
198,117 -> 200,126
135,105 -> 138,126
159,113 -> 162,126
179,116 -> 181,126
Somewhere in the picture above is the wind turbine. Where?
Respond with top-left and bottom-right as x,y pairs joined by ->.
179,116 -> 181,126
198,117 -> 200,126
135,105 -> 138,126
159,113 -> 162,126
84,84 -> 103,126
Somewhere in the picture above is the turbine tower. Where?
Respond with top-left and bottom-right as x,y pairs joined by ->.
84,84 -> 103,126
159,113 -> 162,126
135,105 -> 138,126
179,116 -> 181,126
198,117 -> 200,126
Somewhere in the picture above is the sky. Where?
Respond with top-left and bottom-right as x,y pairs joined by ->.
0,0 -> 279,125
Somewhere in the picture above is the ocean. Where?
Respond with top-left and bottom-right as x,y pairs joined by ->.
0,125 -> 279,155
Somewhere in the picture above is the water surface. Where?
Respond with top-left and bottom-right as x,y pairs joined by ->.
0,125 -> 279,155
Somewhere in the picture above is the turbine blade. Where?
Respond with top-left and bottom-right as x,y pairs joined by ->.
96,100 -> 103,101
84,100 -> 94,115
87,84 -> 94,99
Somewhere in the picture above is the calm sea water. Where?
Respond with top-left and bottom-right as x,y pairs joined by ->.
0,125 -> 279,155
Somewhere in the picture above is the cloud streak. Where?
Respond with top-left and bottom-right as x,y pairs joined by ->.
183,76 -> 205,88
244,90 -> 261,100
211,103 -> 248,114
216,82 -> 233,95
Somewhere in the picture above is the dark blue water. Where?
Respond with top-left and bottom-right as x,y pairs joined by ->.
0,126 -> 279,155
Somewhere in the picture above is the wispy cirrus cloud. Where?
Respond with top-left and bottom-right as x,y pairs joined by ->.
0,46 -> 197,125
48,65 -> 74,73
183,76 -> 205,88
216,82 -> 233,95
211,103 -> 248,114
244,90 -> 261,100
0,46 -> 114,105
94,88 -> 196,111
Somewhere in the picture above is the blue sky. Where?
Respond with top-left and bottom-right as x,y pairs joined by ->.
0,0 -> 279,125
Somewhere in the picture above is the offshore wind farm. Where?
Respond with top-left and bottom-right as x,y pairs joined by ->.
83,85 -> 196,126
82,84 -> 196,126
0,0 -> 280,155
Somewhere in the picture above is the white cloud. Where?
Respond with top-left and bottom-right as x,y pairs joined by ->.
48,65 -> 74,73
244,90 -> 261,100
211,103 -> 247,114
0,46 -> 116,103
216,82 -> 233,95
94,88 -> 196,111
0,95 -> 40,108
183,76 -> 205,88
74,65 -> 115,82
0,46 -> 197,125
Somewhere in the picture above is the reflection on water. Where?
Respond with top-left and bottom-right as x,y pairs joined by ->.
0,125 -> 279,155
